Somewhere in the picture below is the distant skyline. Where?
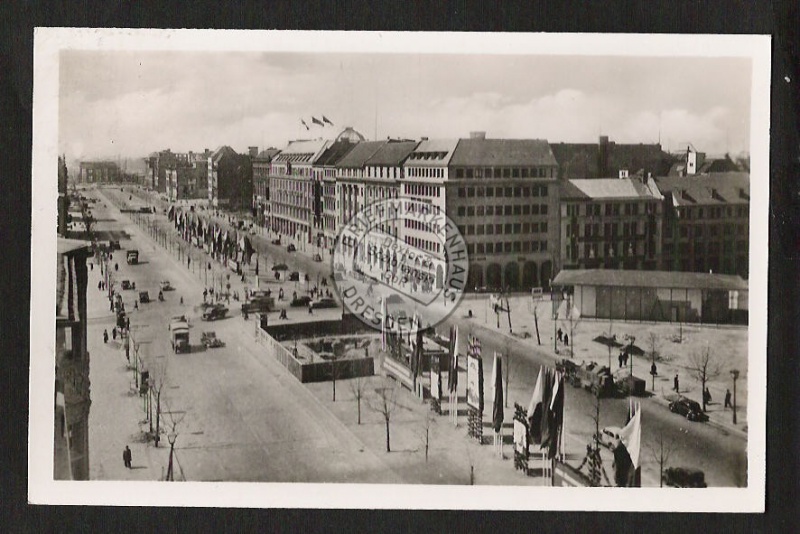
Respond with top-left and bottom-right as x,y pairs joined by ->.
59,50 -> 752,165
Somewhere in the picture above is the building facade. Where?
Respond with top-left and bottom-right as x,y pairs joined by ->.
78,161 -> 121,184
269,139 -> 330,248
311,140 -> 357,253
559,178 -> 664,272
655,172 -> 750,278
252,148 -> 280,228
208,146 -> 253,209
55,238 -> 92,480
445,134 -> 560,291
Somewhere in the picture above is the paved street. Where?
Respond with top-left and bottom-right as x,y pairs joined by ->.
83,184 -> 747,487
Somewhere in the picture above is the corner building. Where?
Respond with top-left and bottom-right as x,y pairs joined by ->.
445,134 -> 560,291
559,178 -> 664,271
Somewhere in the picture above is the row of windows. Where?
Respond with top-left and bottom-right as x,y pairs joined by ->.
567,222 -> 652,238
404,183 -> 442,197
366,166 -> 402,179
405,218 -> 440,234
454,167 -> 554,179
404,236 -> 441,254
271,178 -> 312,194
457,204 -> 550,217
565,202 -> 657,217
407,167 -> 446,179
665,223 -> 747,239
566,242 -> 649,261
677,205 -> 748,219
467,241 -> 548,255
460,222 -> 548,236
457,185 -> 548,198
663,240 -> 748,256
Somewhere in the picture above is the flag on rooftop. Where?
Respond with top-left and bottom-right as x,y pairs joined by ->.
322,115 -> 334,126
300,119 -> 309,130
312,116 -> 324,126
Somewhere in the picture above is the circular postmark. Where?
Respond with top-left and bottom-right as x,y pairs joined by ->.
332,197 -> 468,335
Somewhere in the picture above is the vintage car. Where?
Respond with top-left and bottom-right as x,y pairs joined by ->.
201,331 -> 225,348
594,426 -> 623,450
202,305 -> 229,321
271,237 -> 281,245
126,250 -> 139,264
313,253 -> 322,262
310,297 -> 338,310
662,467 -> 707,488
160,280 -> 174,291
121,280 -> 134,290
668,397 -> 709,422
290,295 -> 312,307
288,271 -> 300,282
286,243 -> 296,252
168,315 -> 189,330
139,291 -> 150,303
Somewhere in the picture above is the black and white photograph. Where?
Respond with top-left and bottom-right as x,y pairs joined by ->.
29,29 -> 770,511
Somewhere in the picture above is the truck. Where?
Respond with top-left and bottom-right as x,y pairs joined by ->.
170,320 -> 190,353
242,292 -> 275,314
126,250 -> 139,264
558,359 -> 617,397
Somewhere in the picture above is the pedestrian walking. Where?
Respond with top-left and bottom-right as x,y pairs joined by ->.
203,288 -> 208,303
114,262 -> 119,271
103,329 -> 109,343
98,280 -> 103,291
90,263 -> 94,271
673,374 -> 680,393
650,362 -> 657,376
563,333 -> 569,346
123,445 -> 132,468
618,352 -> 624,368
704,387 -> 712,406
724,389 -> 732,409
557,328 -> 563,342
112,327 -> 117,340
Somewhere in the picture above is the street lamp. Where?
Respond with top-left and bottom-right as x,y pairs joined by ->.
730,369 -> 740,424
166,429 -> 177,481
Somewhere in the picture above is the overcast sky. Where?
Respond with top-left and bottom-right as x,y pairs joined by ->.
59,51 -> 752,163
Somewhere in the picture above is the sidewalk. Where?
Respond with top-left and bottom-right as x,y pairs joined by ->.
86,250 -> 171,480
455,293 -> 749,438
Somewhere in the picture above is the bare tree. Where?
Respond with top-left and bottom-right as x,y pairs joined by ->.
419,412 -> 435,463
648,431 -> 678,487
368,381 -> 398,452
161,397 -> 187,482
566,303 -> 581,359
687,346 -> 722,411
349,375 -> 367,425
647,332 -> 661,391
532,303 -> 542,345
149,359 -> 168,448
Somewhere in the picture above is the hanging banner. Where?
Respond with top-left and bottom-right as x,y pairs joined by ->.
430,355 -> 441,402
465,336 -> 483,411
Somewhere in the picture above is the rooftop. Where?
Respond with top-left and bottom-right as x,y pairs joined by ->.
561,178 -> 663,200
552,269 -> 748,291
336,141 -> 388,169
365,140 -> 419,167
450,138 -> 557,167
58,238 -> 93,256
654,173 -> 750,206
404,139 -> 459,167
315,140 -> 357,167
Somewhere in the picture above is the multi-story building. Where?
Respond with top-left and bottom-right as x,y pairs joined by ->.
654,172 -> 750,278
55,238 -> 92,480
58,155 -> 69,237
78,161 -> 121,184
145,150 -> 177,192
335,140 -> 386,230
252,148 -> 281,228
269,139 -> 330,248
208,146 -> 253,209
550,136 -> 674,181
445,133 -> 560,291
311,139 -> 358,253
559,177 -> 664,271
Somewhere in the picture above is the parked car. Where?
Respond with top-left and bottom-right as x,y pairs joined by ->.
288,271 -> 300,282
662,467 -> 707,488
594,426 -> 622,450
271,237 -> 281,245
310,297 -> 337,310
668,396 -> 708,422
139,291 -> 150,303
160,280 -> 174,291
290,295 -> 312,307
202,305 -> 229,321
286,244 -> 296,252
121,280 -> 133,290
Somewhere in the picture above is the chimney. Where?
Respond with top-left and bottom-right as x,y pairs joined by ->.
599,135 -> 609,146
249,146 -> 258,158
599,136 -> 610,177
420,136 -> 428,141
470,131 -> 486,140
